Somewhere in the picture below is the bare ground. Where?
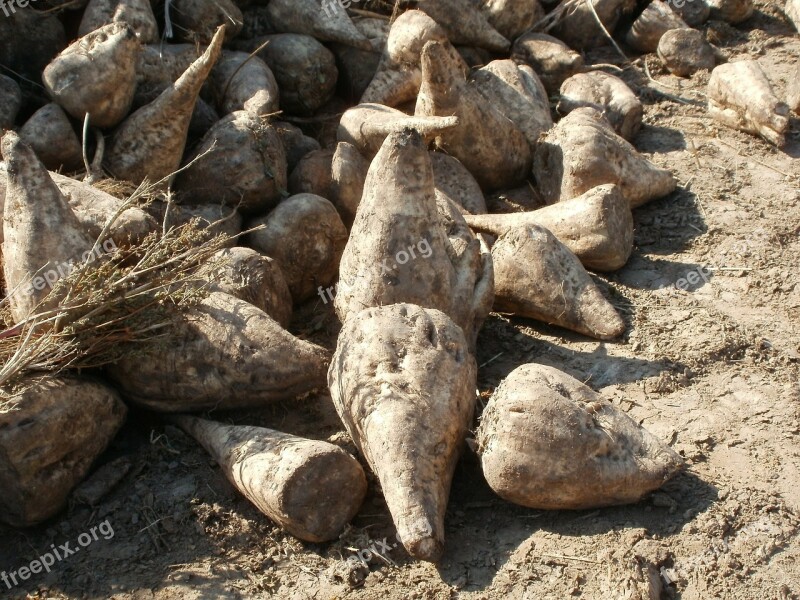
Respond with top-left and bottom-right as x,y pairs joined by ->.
1,3 -> 799,599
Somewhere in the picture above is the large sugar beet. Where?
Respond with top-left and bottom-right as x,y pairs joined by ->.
246,194 -> 348,303
625,0 -> 688,53
492,225 -> 626,340
477,364 -> 684,509
274,121 -> 322,170
286,146 -> 367,226
106,291 -> 330,412
431,152 -> 487,215
552,0 -> 637,50
511,32 -> 584,95
133,45 -> 223,138
210,51 -> 280,117
106,27 -> 224,187
43,22 -> 140,129
19,104 -> 83,172
1,133 -> 95,321
330,142 -> 370,226
558,71 -> 643,141
79,0 -> 158,42
707,61 -> 789,147
287,149 -> 329,194
197,247 -> 293,328
361,10 -> 459,108
416,0 -> 510,52
338,103 -> 459,158
672,0 -> 711,26
0,377 -> 127,527
707,0 -> 753,23
464,185 -> 634,272
657,28 -> 716,78
334,128 -> 493,347
175,111 -> 287,214
238,35 -> 338,116
265,0 -> 372,49
329,303 -> 477,562
470,60 -> 553,153
534,108 -> 676,207
173,416 -> 367,542
416,40 -> 531,191
477,0 -> 545,40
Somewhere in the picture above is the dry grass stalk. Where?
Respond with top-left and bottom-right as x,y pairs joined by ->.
0,181 -> 242,408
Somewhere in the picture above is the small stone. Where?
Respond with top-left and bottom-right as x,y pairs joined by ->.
658,29 -> 716,77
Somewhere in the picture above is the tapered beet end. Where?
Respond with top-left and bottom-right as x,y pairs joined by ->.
405,534 -> 444,563
172,416 -> 367,543
1,130 -> 32,173
577,285 -> 627,340
329,304 -> 478,563
418,40 -> 464,108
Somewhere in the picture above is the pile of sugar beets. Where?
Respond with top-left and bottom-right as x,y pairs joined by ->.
0,0 -> 798,563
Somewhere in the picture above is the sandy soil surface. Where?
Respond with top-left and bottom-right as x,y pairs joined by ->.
1,2 -> 799,599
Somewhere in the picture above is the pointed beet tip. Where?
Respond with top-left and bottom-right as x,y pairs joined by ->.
205,25 -> 226,61
193,25 -> 226,69
1,130 -> 21,160
414,115 -> 460,141
418,40 -> 464,106
420,39 -> 447,64
1,131 -> 40,174
591,311 -> 626,340
577,285 -> 627,341
406,535 -> 444,563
